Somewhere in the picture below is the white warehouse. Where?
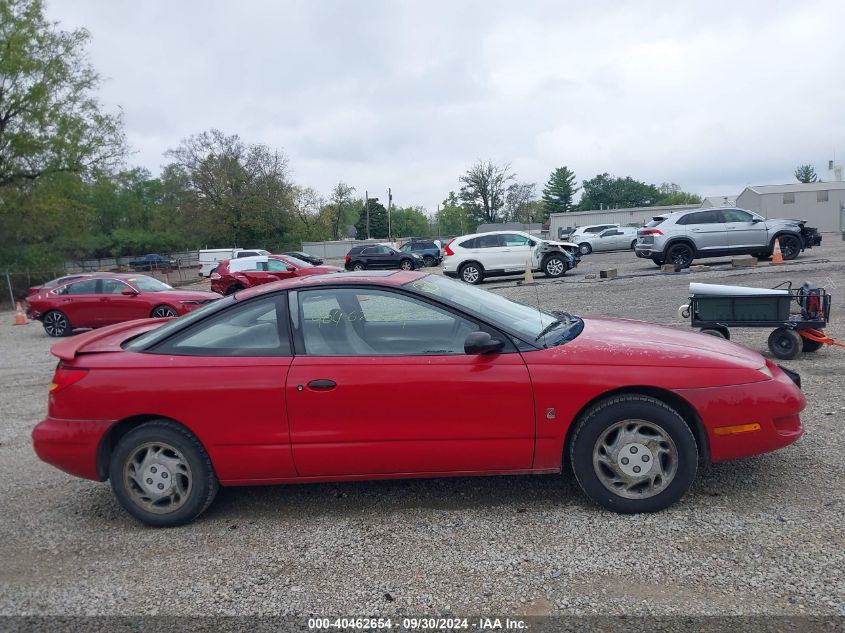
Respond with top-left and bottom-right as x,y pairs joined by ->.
736,182 -> 845,232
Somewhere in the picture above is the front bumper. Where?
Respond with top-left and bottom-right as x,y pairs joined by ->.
676,363 -> 805,462
32,417 -> 113,481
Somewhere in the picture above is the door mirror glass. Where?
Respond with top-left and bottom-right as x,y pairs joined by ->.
751,218 -> 762,223
464,331 -> 504,355
121,288 -> 138,296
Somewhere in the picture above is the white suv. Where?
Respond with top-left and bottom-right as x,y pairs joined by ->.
443,230 -> 580,284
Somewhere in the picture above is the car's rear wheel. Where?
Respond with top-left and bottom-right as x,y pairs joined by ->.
569,395 -> 697,513
579,243 -> 592,255
666,243 -> 694,268
352,262 -> 366,271
151,305 -> 177,318
775,234 -> 801,261
630,239 -> 638,250
42,310 -> 72,337
109,420 -> 219,527
543,254 -> 568,278
768,327 -> 802,360
459,262 -> 484,284
400,258 -> 414,271
423,255 -> 435,267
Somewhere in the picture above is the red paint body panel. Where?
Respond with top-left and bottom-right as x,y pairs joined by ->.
211,256 -> 342,295
286,354 -> 535,476
31,272 -> 806,491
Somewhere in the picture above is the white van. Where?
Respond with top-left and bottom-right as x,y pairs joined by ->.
198,248 -> 270,277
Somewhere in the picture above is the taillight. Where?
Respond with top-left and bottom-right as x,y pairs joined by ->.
444,240 -> 455,256
210,272 -> 221,280
49,364 -> 88,393
345,255 -> 350,262
641,229 -> 663,236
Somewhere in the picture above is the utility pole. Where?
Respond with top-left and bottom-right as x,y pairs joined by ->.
436,204 -> 440,238
387,187 -> 393,242
365,190 -> 370,240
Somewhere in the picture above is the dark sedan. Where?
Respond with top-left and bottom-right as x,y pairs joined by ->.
282,251 -> 323,266
128,254 -> 176,271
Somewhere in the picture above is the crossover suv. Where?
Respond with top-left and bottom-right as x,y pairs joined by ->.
635,208 -> 821,268
344,245 -> 422,271
399,239 -> 442,266
443,231 -> 579,284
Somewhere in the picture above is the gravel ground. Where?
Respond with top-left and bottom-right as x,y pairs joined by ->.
1,239 -> 844,618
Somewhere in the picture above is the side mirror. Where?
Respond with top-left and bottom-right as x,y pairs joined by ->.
751,218 -> 762,223
286,266 -> 296,272
121,288 -> 138,296
464,331 -> 505,355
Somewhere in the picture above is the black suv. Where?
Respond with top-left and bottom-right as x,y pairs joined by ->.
345,245 -> 423,271
398,239 -> 442,266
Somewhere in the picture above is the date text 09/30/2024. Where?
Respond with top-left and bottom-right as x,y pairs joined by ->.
308,617 -> 528,631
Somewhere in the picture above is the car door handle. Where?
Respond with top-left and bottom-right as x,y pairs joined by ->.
307,379 -> 336,391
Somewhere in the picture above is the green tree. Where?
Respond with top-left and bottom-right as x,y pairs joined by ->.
794,164 -> 818,183
459,160 -> 514,224
0,0 -> 126,188
578,173 -> 659,210
435,191 -> 469,236
328,182 -> 356,239
654,182 -> 702,206
355,198 -> 388,239
390,206 -> 430,237
542,167 -> 579,214
504,182 -> 536,222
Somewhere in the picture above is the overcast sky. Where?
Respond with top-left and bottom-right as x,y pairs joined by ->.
49,0 -> 845,211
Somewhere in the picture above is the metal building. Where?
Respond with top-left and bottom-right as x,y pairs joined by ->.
736,182 -> 845,232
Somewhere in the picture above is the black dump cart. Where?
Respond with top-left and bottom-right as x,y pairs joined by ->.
684,282 -> 830,360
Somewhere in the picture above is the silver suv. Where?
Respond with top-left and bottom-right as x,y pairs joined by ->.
634,207 -> 821,268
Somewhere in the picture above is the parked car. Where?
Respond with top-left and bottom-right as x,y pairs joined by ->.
569,224 -> 620,242
576,226 -> 640,254
32,270 -> 805,526
26,273 -> 221,337
27,273 -> 96,296
442,230 -> 580,284
398,239 -> 442,267
211,255 -> 342,295
635,207 -> 822,268
281,251 -> 324,266
128,254 -> 176,271
344,245 -> 422,271
199,248 -> 270,277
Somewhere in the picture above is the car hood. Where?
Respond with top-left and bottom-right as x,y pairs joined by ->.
542,239 -> 579,249
547,316 -> 765,369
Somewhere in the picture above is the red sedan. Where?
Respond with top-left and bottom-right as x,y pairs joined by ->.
32,271 -> 805,526
210,254 -> 343,295
26,273 -> 221,337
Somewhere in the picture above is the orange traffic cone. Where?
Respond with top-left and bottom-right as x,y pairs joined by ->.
523,260 -> 535,284
771,238 -> 784,265
14,302 -> 27,325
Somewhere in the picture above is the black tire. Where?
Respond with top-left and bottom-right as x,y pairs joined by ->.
569,395 -> 698,513
109,420 -> 219,527
224,283 -> 244,296
459,262 -> 484,284
579,243 -> 592,255
399,258 -> 414,271
665,243 -> 694,269
42,310 -> 72,337
768,327 -> 802,360
630,240 -> 638,250
652,259 -> 665,267
775,234 -> 801,261
700,328 -> 726,339
423,255 -> 435,267
542,254 -> 568,278
352,262 -> 366,271
801,333 -> 824,352
151,305 -> 177,318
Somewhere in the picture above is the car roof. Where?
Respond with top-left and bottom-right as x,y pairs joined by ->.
453,230 -> 533,241
236,270 -> 420,300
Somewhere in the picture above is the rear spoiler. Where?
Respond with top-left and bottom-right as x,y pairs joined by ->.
51,318 -> 168,361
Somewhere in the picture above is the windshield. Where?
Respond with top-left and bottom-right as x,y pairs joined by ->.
646,217 -> 667,228
128,276 -> 173,292
406,274 -> 581,347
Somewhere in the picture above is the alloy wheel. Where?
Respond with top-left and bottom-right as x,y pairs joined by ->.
400,260 -> 413,270
461,265 -> 480,283
592,419 -> 678,499
152,306 -> 177,318
124,441 -> 192,515
545,258 -> 565,276
43,312 -> 68,336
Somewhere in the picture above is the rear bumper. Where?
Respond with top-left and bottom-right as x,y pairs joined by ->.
32,417 -> 113,481
676,364 -> 805,462
635,245 -> 662,259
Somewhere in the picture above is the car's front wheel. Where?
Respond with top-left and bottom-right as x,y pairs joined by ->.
459,262 -> 484,284
543,254 -> 568,278
400,258 -> 414,271
665,243 -> 694,268
109,420 -> 219,527
42,310 -> 72,337
569,395 -> 698,513
151,305 -> 177,318
775,234 -> 801,261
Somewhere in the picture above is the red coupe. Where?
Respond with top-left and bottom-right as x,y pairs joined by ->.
32,271 -> 805,527
26,273 -> 221,337
210,254 -> 343,295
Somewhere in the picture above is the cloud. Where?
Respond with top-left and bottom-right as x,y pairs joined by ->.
48,0 -> 845,210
